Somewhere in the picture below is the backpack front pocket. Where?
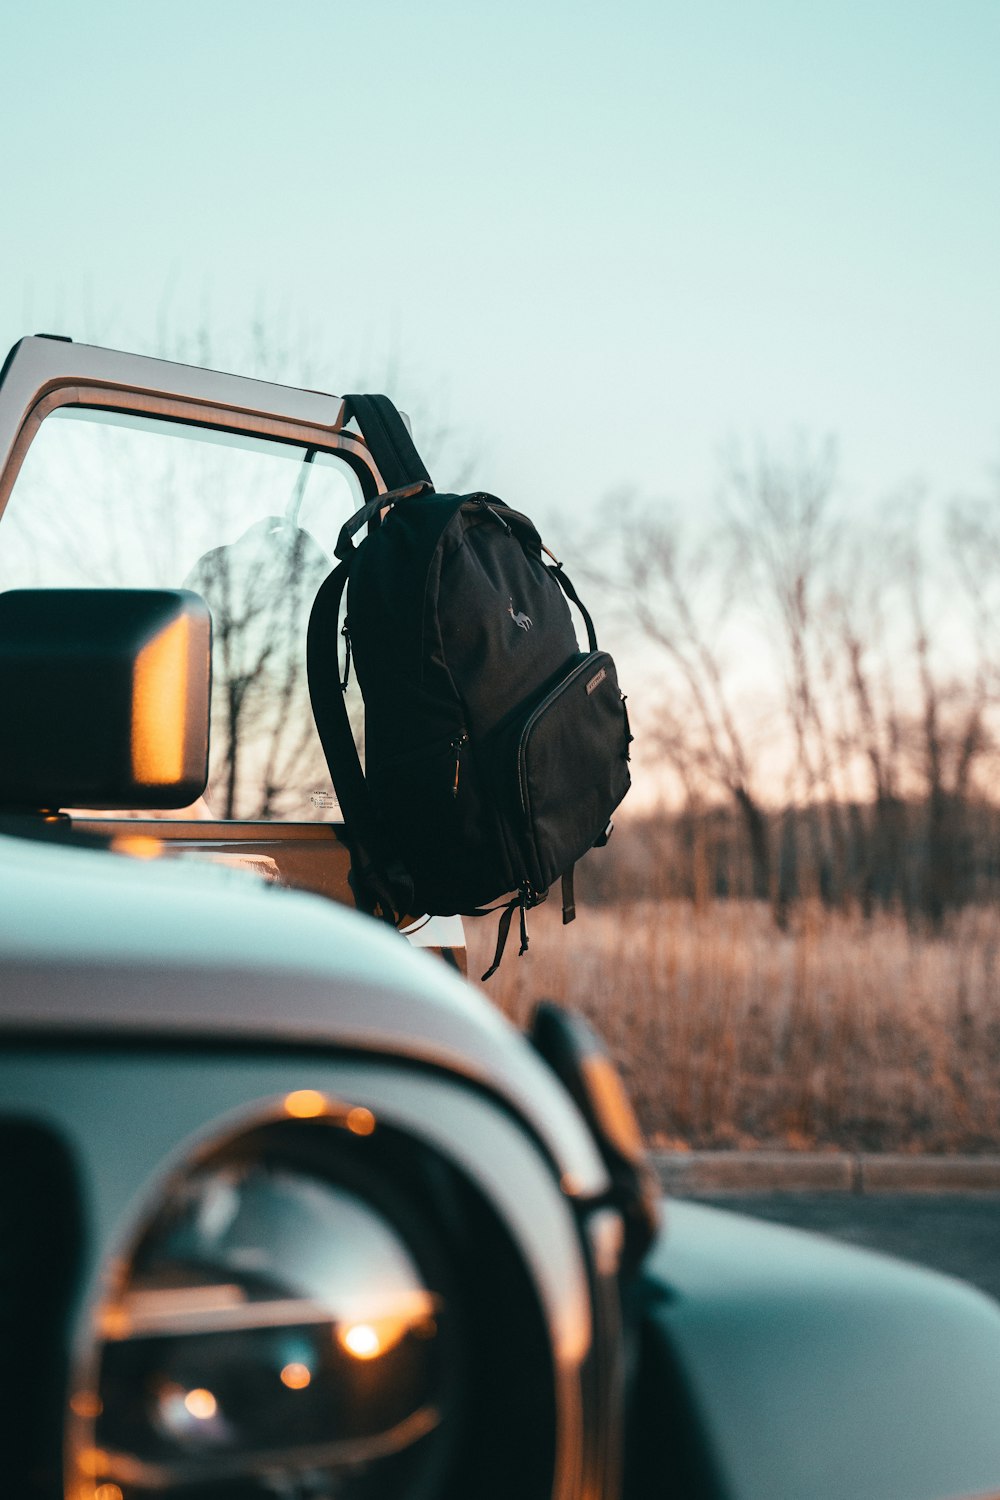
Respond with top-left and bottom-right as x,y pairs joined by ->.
514,651 -> 631,891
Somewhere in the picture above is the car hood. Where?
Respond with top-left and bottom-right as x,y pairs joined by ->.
0,831 -> 608,1196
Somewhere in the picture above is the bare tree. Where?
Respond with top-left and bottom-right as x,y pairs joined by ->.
724,438 -> 852,906
617,501 -> 774,900
829,541 -> 908,913
600,439 -> 1000,920
183,518 -> 336,819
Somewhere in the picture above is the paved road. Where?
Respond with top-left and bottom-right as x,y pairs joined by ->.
684,1193 -> 1000,1303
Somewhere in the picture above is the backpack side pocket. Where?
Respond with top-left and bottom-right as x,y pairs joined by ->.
515,652 -> 631,892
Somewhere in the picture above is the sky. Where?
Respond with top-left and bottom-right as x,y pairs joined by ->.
1,0 -> 998,523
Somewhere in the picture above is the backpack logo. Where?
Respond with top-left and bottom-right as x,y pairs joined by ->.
586,667 -> 607,695
508,599 -> 532,631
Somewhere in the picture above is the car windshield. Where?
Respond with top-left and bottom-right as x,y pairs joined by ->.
0,406 -> 363,820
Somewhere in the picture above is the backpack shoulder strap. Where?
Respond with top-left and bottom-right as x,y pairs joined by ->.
343,394 -> 433,493
307,557 -> 412,921
549,562 -> 598,651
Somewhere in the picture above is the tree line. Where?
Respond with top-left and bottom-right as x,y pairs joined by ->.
590,439 -> 1000,925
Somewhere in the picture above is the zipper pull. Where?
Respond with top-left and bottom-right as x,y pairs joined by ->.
340,617 -> 352,692
473,495 -> 512,534
450,732 -> 469,797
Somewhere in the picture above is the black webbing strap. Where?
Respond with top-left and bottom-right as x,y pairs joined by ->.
307,559 -> 411,922
549,563 -> 598,651
481,892 -> 531,981
481,898 -> 518,981
343,394 -> 433,494
561,865 -> 576,925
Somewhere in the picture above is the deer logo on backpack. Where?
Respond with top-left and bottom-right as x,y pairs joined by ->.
508,599 -> 533,631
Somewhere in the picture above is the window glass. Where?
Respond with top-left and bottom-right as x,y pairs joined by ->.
0,407 -> 363,820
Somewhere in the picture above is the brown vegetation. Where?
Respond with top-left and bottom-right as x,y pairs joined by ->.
469,899 -> 1000,1154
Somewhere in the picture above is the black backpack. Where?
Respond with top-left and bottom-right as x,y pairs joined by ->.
307,394 -> 632,976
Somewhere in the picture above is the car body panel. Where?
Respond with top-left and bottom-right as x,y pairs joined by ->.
0,1048 -> 596,1366
637,1199 -> 1000,1500
60,816 -> 468,964
0,827 -> 614,1498
0,832 -> 608,1201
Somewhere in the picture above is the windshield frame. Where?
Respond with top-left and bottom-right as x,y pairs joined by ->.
0,336 -> 385,522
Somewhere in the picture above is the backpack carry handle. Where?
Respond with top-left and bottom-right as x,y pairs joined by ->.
334,479 -> 433,561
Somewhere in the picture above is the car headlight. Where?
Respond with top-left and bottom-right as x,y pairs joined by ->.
71,1125 -> 456,1499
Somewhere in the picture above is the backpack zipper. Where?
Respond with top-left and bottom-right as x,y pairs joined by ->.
472,495 -> 512,534
450,732 -> 469,797
340,616 -> 352,691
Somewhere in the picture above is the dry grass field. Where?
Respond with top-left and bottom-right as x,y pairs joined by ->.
468,901 -> 1000,1153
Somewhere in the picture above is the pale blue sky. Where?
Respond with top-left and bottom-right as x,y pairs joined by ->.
1,0 -> 997,516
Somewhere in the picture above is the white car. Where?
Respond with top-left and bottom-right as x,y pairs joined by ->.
2,336 -> 1000,1500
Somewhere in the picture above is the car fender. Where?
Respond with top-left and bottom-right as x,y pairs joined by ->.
630,1198 -> 1000,1500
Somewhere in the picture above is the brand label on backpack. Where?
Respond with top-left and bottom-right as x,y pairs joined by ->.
586,667 -> 607,695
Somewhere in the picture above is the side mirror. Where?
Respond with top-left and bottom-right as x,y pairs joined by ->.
0,589 -> 211,811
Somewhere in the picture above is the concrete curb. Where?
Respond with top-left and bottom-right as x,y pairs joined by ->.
651,1151 -> 1000,1195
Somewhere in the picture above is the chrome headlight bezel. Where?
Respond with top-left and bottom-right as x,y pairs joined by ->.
63,1063 -> 610,1500
75,1108 -> 459,1499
